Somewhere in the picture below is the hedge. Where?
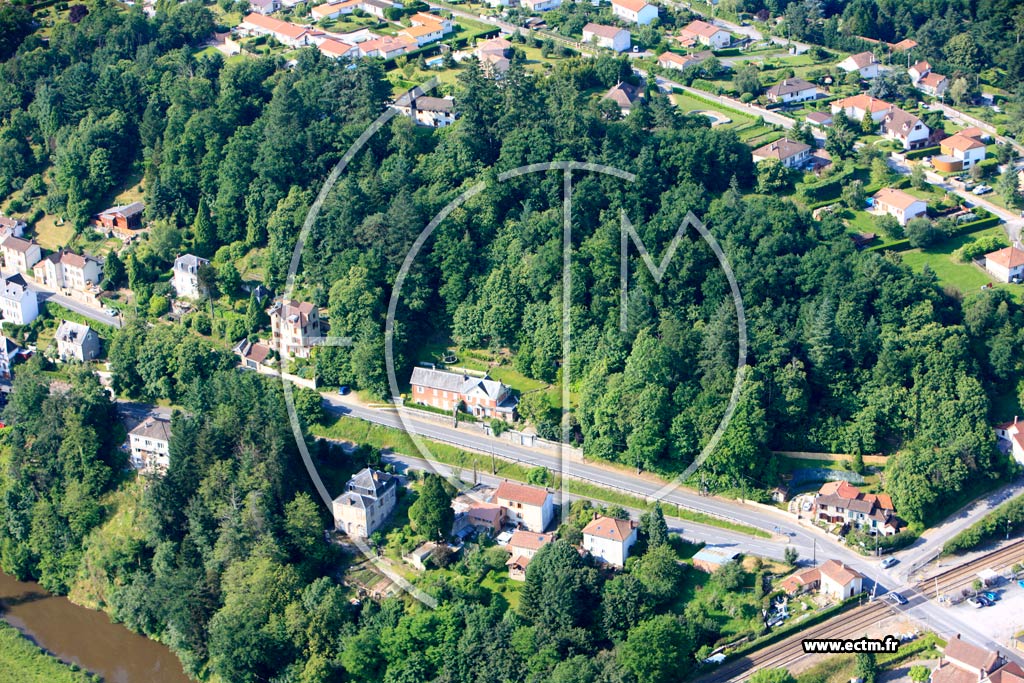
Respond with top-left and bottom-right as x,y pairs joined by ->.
799,167 -> 856,202
904,146 -> 941,160
943,495 -> 1024,555
867,215 -> 1002,253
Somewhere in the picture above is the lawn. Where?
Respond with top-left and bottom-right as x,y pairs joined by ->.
898,226 -> 1022,302
0,622 -> 93,683
32,214 -> 75,250
480,569 -> 521,609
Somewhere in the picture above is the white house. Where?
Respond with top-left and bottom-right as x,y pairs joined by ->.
880,107 -> 930,150
582,515 -> 638,567
582,23 -> 631,52
172,254 -> 210,300
764,77 -> 819,104
781,559 -> 864,600
907,60 -> 931,84
128,415 -> 172,473
678,19 -> 729,48
830,94 -> 891,122
398,24 -> 445,47
55,320 -> 100,362
611,0 -> 658,25
657,50 -> 712,71
0,337 -> 28,380
520,0 -> 561,11
317,38 -> 359,60
33,250 -> 102,292
996,416 -> 1024,463
492,481 -> 554,532
394,92 -> 457,127
837,51 -> 879,79
409,11 -> 453,33
0,216 -> 25,240
917,72 -> 949,98
0,235 -> 41,274
873,188 -> 927,226
751,138 -> 812,168
984,246 -> 1024,284
940,132 -> 987,169
0,273 -> 38,325
238,13 -> 325,47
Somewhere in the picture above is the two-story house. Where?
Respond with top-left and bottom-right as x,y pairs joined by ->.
1,235 -> 41,274
492,481 -> 554,532
505,530 -> 554,580
881,108 -> 931,150
582,515 -> 638,567
128,415 -> 172,473
678,19 -> 729,46
408,366 -> 518,421
55,320 -> 101,362
813,480 -> 901,535
837,51 -> 879,79
611,0 -> 659,25
268,299 -> 321,358
332,468 -> 398,537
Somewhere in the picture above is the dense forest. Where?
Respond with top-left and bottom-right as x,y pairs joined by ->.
2,0 -> 1024,525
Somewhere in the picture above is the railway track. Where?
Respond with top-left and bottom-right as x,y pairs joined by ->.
918,539 -> 1024,598
699,600 -> 893,683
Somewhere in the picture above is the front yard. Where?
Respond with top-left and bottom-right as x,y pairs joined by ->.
897,226 -> 1023,302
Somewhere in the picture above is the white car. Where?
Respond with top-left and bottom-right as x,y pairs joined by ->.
880,557 -> 898,568
972,185 -> 992,195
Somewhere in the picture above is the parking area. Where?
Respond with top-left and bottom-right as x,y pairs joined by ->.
941,579 -> 1024,643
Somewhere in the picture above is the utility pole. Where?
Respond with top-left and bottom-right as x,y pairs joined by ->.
813,539 -> 817,566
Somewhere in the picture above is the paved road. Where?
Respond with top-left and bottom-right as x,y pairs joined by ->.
1,268 -> 124,329
380,451 -> 789,558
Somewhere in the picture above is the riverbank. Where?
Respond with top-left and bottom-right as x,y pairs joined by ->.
0,621 -> 95,682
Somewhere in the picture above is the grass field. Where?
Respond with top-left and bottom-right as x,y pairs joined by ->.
898,226 -> 1022,302
0,622 -> 93,683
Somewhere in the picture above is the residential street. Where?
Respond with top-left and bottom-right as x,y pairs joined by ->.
0,268 -> 123,329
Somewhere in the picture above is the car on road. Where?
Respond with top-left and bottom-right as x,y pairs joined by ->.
886,592 -> 907,605
880,557 -> 899,568
338,386 -> 351,395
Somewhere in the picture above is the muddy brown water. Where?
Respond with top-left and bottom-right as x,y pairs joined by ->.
0,571 -> 192,683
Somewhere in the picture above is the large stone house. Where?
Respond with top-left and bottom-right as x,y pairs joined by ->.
813,480 -> 902,535
409,366 -> 518,422
332,468 -> 398,538
55,320 -> 101,362
268,299 -> 321,358
172,254 -> 210,300
33,250 -> 102,291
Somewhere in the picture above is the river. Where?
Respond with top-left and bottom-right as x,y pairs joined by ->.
0,571 -> 192,683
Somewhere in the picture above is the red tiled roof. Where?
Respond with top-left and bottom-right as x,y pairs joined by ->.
508,530 -> 554,551
582,515 -> 636,542
494,481 -> 551,507
985,246 -> 1024,269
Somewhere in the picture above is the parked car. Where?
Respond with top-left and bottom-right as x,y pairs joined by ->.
338,385 -> 351,395
984,591 -> 1000,602
977,595 -> 993,607
967,597 -> 984,608
973,185 -> 992,195
1018,579 -> 1024,589
881,557 -> 899,569
887,592 -> 907,605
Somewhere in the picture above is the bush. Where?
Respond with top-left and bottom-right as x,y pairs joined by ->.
874,214 -> 903,239
954,234 -> 1006,262
905,217 -> 941,248
147,295 -> 169,317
